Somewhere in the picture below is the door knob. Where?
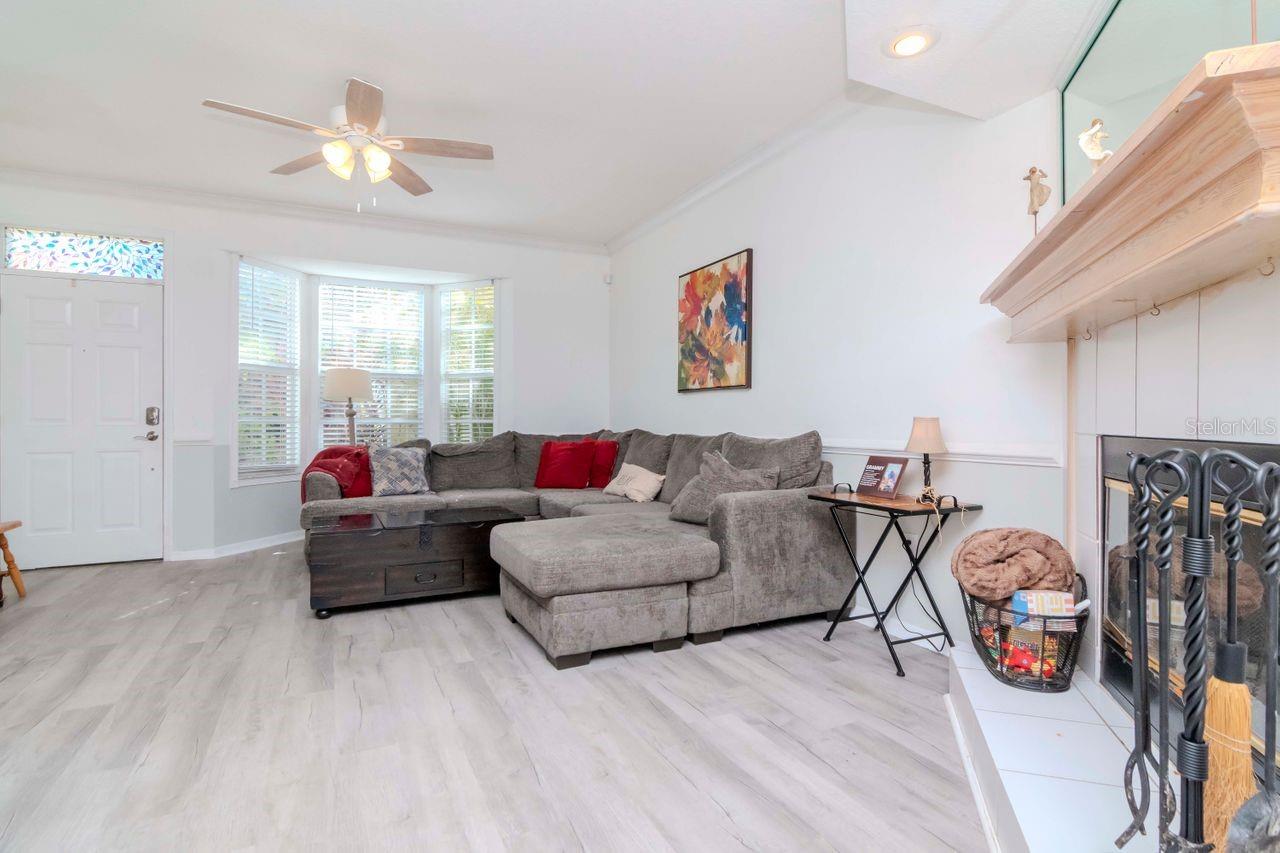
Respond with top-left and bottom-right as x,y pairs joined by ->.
133,431 -> 159,442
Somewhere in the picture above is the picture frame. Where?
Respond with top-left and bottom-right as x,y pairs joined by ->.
677,248 -> 752,392
857,455 -> 909,499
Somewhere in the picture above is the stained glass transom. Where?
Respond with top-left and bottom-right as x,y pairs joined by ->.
4,227 -> 164,280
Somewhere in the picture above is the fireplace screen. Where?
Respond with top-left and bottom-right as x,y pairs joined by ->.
1100,434 -> 1280,762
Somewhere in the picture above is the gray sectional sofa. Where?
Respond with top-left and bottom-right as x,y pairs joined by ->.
300,429 -> 852,668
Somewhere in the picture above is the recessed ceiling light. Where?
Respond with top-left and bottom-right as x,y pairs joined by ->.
891,32 -> 931,57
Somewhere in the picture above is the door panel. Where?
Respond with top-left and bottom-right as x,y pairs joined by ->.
26,453 -> 74,533
96,346 -> 141,423
97,451 -> 141,530
2,274 -> 163,567
26,343 -> 73,423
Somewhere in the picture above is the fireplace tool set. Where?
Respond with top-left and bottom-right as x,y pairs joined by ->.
1117,448 -> 1280,851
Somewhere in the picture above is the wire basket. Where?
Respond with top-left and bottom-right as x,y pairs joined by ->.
959,574 -> 1088,693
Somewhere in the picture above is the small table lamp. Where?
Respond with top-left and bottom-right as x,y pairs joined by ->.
323,368 -> 373,445
906,416 -> 947,504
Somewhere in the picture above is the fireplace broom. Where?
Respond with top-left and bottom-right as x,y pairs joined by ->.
1203,458 -> 1254,845
1204,462 -> 1256,851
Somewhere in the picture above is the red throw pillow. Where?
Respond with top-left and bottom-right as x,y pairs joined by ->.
586,439 -> 619,488
534,440 -> 597,489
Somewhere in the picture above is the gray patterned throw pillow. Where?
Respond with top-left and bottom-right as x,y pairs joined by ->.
370,447 -> 428,496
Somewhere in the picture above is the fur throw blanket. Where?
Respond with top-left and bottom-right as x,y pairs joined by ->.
951,528 -> 1075,602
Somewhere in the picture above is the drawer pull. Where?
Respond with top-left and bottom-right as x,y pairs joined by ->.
414,572 -> 437,585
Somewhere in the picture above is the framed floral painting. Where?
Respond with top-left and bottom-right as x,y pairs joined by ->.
677,249 -> 751,392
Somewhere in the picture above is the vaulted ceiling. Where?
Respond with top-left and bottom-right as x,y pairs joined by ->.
0,1 -> 1109,246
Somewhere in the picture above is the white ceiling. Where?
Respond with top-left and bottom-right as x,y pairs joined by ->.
1,1 -> 1106,245
844,0 -> 1113,119
0,0 -> 846,246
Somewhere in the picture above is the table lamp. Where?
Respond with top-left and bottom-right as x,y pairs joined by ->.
905,416 -> 947,504
323,367 -> 373,444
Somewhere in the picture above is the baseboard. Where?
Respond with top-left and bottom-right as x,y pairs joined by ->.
167,529 -> 303,562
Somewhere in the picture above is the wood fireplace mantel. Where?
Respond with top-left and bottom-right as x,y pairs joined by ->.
982,42 -> 1280,343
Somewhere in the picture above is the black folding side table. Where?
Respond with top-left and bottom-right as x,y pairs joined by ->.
808,489 -> 981,677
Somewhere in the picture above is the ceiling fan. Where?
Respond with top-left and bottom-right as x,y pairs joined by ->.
201,78 -> 493,196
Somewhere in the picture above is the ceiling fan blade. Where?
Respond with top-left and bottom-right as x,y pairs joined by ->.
345,78 -> 383,132
387,155 -> 432,196
202,100 -> 335,137
270,151 -> 325,175
384,137 -> 494,160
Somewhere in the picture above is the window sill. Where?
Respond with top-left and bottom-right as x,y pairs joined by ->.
231,471 -> 300,489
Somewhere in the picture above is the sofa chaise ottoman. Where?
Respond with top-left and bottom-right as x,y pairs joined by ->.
299,428 -> 853,668
492,513 -> 720,668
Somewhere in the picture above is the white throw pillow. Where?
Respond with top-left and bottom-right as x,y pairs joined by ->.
603,463 -> 666,502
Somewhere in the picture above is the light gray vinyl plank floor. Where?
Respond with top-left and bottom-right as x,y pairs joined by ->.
0,542 -> 985,852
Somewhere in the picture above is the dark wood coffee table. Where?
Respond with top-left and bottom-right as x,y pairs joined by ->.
304,506 -> 523,618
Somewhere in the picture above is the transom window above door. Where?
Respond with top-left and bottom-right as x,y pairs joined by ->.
4,226 -> 165,280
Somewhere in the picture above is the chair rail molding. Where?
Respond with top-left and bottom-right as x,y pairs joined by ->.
982,42 -> 1280,343
822,439 -> 1062,468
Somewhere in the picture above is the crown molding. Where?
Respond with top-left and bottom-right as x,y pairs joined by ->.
605,94 -> 863,252
0,166 -> 609,257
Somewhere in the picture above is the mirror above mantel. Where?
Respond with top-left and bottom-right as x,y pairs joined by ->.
983,41 -> 1280,343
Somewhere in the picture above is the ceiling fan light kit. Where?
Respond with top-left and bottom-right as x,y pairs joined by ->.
201,78 -> 493,197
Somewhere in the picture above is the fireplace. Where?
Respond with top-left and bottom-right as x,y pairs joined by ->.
1099,436 -> 1280,760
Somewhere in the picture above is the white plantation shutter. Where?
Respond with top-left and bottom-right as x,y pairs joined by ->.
440,283 -> 496,443
318,282 -> 425,449
237,261 -> 301,476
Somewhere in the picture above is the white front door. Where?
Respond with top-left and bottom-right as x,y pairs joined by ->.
0,274 -> 164,568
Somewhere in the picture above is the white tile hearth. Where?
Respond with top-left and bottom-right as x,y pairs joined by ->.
949,652 -> 1158,852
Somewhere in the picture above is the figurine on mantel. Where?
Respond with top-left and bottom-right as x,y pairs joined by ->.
1078,118 -> 1113,173
1023,166 -> 1051,233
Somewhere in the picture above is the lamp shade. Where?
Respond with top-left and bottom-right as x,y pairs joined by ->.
905,416 -> 947,455
322,367 -> 373,402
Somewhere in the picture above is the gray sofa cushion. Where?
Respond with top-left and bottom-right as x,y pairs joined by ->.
430,431 -> 517,491
299,493 -> 447,528
657,433 -> 728,503
491,513 -> 720,597
513,432 -> 596,487
435,487 -> 540,516
531,488 -> 629,519
722,430 -> 823,489
596,429 -> 634,478
669,452 -> 779,525
623,429 -> 674,475
570,501 -> 674,518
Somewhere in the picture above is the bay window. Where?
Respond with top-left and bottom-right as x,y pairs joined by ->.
234,264 -> 496,482
236,261 -> 302,479
318,281 -> 425,448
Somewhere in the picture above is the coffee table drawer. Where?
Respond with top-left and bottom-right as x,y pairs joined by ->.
385,560 -> 464,596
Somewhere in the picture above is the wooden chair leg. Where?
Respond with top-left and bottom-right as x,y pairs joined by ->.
0,533 -> 25,599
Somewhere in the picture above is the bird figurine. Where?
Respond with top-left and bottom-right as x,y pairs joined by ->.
1023,166 -> 1051,233
1078,118 -> 1113,173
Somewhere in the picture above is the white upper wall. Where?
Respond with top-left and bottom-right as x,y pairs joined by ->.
0,172 -> 610,551
606,87 -> 1069,636
609,88 -> 1066,461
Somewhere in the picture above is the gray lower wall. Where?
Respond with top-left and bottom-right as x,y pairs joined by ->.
172,444 -> 302,553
